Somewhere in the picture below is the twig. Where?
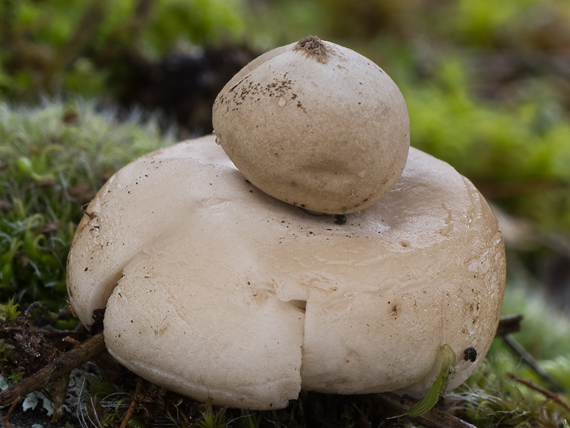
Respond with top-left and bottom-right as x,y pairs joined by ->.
507,373 -> 570,414
374,392 -> 477,428
502,335 -> 563,393
2,396 -> 20,428
0,332 -> 106,406
495,314 -> 523,337
63,336 -> 81,346
24,301 -> 58,321
120,376 -> 144,428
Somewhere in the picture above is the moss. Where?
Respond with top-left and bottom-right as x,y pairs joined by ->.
0,99 -> 174,310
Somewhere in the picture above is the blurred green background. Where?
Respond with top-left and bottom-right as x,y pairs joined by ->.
1,1 -> 570,426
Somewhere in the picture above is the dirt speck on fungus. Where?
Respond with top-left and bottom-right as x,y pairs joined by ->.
294,36 -> 331,63
464,347 -> 477,362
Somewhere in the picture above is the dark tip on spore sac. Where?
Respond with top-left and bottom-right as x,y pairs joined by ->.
293,35 -> 331,63
464,347 -> 477,362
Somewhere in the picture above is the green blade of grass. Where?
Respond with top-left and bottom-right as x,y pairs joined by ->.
406,344 -> 457,417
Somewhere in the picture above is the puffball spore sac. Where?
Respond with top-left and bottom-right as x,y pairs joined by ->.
212,36 -> 410,214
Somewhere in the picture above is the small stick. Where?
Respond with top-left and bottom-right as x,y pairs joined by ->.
507,373 -> 570,413
495,314 -> 523,337
0,332 -> 106,406
63,336 -> 81,346
502,335 -> 563,393
120,376 -> 143,428
374,392 -> 478,428
2,396 -> 20,428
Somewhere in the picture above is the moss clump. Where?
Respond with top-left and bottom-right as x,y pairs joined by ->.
0,99 -> 174,310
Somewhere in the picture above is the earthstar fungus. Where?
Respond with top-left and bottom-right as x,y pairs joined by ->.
67,37 -> 506,411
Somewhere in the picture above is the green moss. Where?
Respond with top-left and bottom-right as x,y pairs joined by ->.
194,399 -> 227,428
0,99 -> 174,309
0,298 -> 21,322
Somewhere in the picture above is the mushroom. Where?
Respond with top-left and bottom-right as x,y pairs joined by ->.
212,36 -> 410,214
67,135 -> 506,410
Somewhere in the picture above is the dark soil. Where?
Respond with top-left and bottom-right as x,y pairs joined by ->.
2,406 -> 78,428
118,44 -> 258,137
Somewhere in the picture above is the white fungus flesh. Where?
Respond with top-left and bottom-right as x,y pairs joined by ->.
212,36 -> 410,214
67,135 -> 506,410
